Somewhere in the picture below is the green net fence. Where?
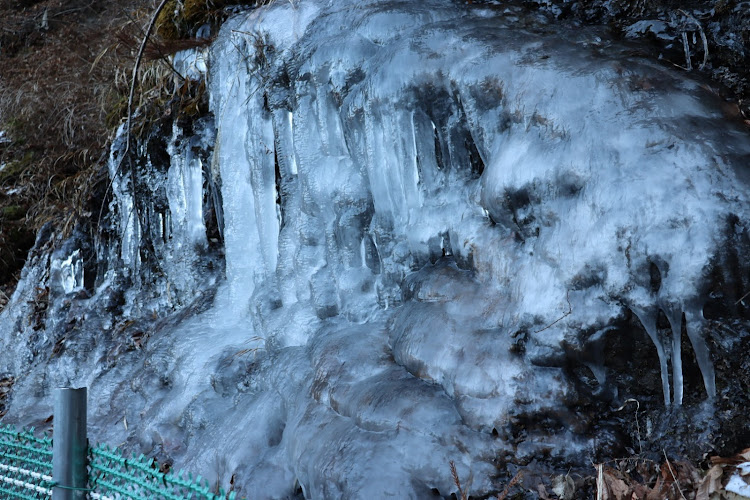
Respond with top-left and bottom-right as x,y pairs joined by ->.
0,424 -> 237,499
0,425 -> 54,499
88,445 -> 236,500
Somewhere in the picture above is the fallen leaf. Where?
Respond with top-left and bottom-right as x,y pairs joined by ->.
552,474 -> 576,500
604,469 -> 631,500
696,465 -> 724,500
646,475 -> 667,500
536,483 -> 550,500
632,482 -> 649,499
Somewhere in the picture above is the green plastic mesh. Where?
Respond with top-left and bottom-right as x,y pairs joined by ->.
88,444 -> 237,500
0,423 -> 237,500
0,424 -> 54,499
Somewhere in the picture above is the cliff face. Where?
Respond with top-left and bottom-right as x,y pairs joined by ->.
1,0 -> 748,309
1,0 -> 750,498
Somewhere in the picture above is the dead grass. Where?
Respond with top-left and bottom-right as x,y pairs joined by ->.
0,376 -> 13,419
0,0 -> 179,296
0,0 -> 266,303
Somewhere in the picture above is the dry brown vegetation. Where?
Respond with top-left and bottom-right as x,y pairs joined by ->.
0,0 -> 158,294
0,0 -> 266,303
449,449 -> 750,499
0,0 -> 222,301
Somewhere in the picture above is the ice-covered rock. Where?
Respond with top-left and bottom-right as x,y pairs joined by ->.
1,0 -> 750,497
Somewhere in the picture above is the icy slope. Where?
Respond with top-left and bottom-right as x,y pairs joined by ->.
2,0 -> 750,498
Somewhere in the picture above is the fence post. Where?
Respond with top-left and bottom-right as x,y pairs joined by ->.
52,387 -> 87,500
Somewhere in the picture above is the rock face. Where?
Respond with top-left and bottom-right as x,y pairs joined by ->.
1,0 -> 750,498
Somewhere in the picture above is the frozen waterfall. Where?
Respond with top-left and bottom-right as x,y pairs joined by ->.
2,0 -> 750,498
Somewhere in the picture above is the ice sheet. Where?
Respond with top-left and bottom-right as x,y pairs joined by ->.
1,0 -> 750,497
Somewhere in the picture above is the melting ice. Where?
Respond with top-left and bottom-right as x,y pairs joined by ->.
2,0 -> 750,498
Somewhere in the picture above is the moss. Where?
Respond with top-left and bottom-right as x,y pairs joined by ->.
183,0 -> 221,25
156,0 -> 249,40
156,0 -> 181,40
104,92 -> 129,130
2,117 -> 27,146
0,151 -> 34,184
1,205 -> 26,221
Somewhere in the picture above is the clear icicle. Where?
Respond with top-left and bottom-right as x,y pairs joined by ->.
664,306 -> 684,406
685,307 -> 717,398
632,307 -> 671,405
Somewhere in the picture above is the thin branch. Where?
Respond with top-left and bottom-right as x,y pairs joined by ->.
47,0 -> 98,19
662,450 -> 687,500
96,0 -> 170,260
119,9 -> 187,81
615,398 -> 642,454
126,0 -> 171,157
533,291 -> 572,334
735,289 -> 750,305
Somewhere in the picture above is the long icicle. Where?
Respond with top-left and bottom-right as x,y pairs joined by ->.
664,307 -> 684,406
632,307 -> 671,405
685,307 -> 716,398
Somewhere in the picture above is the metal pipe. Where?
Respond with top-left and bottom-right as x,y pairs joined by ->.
52,387 -> 87,500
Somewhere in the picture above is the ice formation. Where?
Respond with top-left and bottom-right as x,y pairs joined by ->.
1,0 -> 750,497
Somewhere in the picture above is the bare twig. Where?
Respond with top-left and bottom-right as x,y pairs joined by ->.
48,0 -> 98,19
108,0 -> 170,238
116,11 -> 188,80
126,0 -> 170,157
615,398 -> 642,454
662,450 -> 687,500
534,291 -> 572,334
735,289 -> 750,305
96,0 -> 171,258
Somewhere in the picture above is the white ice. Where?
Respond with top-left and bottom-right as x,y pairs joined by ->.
1,0 -> 750,498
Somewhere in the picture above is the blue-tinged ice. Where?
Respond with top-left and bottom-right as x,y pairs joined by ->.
0,0 -> 749,498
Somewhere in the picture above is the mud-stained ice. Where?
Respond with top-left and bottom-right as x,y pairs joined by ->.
1,0 -> 750,498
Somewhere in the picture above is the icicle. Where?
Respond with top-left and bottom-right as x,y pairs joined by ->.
166,123 -> 208,250
248,103 -> 280,277
393,110 -> 422,223
663,306 -> 684,406
632,307 -> 671,405
410,110 -> 442,195
272,109 -> 298,178
685,307 -> 716,398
